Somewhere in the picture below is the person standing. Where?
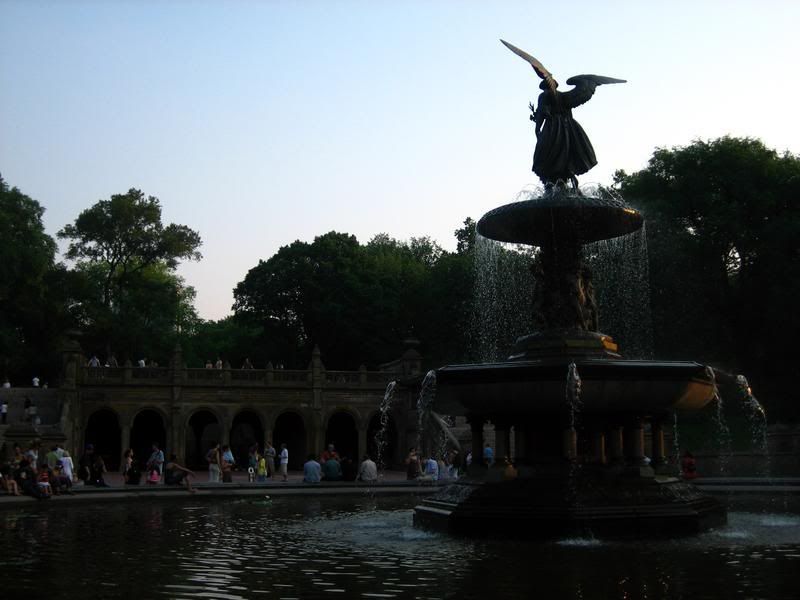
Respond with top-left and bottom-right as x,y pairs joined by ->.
207,442 -> 222,483
32,376 -> 40,387
60,451 -> 75,483
221,445 -> 235,483
279,443 -> 289,482
1,398 -> 8,424
265,441 -> 277,479
483,443 -> 494,467
146,443 -> 165,483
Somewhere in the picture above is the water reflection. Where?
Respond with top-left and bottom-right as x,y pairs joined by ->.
1,497 -> 799,599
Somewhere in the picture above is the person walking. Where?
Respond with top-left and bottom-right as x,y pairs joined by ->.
1,398 -> 8,424
279,443 -> 289,482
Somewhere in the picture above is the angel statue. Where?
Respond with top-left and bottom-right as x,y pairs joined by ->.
501,40 -> 626,189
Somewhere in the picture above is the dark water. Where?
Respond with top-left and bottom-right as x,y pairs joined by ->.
2,495 -> 800,599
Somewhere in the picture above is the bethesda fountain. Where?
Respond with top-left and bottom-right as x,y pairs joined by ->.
413,41 -> 726,538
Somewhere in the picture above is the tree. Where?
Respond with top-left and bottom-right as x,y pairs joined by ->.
615,137 -> 800,419
58,189 -> 202,309
0,176 -> 58,379
58,189 -> 203,360
233,229 -> 475,369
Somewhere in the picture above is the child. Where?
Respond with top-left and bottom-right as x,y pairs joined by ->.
257,454 -> 267,483
36,465 -> 53,497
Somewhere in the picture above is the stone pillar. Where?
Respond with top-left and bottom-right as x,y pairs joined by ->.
591,430 -> 606,464
358,425 -> 368,461
609,425 -> 624,464
494,420 -> 510,465
651,419 -> 666,466
120,423 -> 131,465
469,417 -> 484,467
514,425 -> 527,461
624,419 -> 646,465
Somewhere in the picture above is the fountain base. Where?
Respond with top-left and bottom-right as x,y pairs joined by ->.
414,473 -> 726,539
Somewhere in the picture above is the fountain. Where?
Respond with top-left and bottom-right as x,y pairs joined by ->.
413,42 -> 726,538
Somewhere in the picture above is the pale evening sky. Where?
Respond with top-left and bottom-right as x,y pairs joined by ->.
2,1 -> 798,320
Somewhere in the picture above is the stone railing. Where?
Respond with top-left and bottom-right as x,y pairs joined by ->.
78,365 -> 398,389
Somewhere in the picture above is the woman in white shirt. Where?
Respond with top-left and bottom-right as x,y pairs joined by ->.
279,443 -> 289,481
60,451 -> 75,481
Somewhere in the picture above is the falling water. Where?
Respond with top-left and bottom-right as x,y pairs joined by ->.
708,367 -> 733,476
415,370 -> 459,462
737,374 -> 770,477
566,362 -> 582,430
583,224 -> 653,359
469,234 -> 537,362
373,381 -> 397,470
672,411 -> 681,472
415,370 -> 438,456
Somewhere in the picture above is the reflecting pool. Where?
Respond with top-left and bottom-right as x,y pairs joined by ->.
1,495 -> 799,599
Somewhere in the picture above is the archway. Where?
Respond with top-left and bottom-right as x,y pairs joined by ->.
272,412 -> 306,470
367,412 -> 398,469
185,410 -> 221,469
230,410 -> 264,468
326,411 -> 359,462
130,409 -> 167,470
84,408 -> 121,471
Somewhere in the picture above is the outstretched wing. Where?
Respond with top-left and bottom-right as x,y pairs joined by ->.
500,39 -> 557,96
562,74 -> 626,108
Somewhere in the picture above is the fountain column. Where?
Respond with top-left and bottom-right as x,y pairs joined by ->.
514,425 -> 527,461
623,418 -> 645,464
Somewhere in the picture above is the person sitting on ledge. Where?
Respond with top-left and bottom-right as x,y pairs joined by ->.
419,455 -> 439,482
90,455 -> 110,487
503,457 -> 518,481
164,454 -> 196,493
303,454 -> 321,483
322,454 -> 342,481
357,455 -> 378,483
320,444 -> 339,464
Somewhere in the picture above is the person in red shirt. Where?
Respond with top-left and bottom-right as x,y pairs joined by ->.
320,444 -> 339,464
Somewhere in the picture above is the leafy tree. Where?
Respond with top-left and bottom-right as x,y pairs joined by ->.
58,188 -> 202,309
233,229 -> 475,369
615,137 -> 800,419
0,176 -> 58,379
58,189 -> 202,361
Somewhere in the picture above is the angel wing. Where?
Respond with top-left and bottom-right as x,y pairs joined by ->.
562,74 -> 626,108
500,39 -> 558,96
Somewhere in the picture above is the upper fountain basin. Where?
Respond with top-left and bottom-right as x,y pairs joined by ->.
434,358 -> 715,418
477,192 -> 644,245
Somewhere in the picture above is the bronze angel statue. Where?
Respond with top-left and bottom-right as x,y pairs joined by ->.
501,40 -> 625,189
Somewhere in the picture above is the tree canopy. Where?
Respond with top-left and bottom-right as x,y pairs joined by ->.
57,188 -> 202,361
232,230 -> 474,369
615,136 -> 800,419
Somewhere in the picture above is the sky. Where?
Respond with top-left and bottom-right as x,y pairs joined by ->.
2,1 -> 799,320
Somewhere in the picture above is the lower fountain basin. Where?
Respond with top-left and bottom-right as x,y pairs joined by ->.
415,476 -> 727,539
435,358 -> 715,417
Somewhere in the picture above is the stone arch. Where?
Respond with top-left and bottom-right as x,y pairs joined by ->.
325,409 -> 359,462
272,411 -> 306,470
84,407 -> 122,471
185,408 -> 223,469
230,409 -> 265,468
129,407 -> 168,470
366,409 -> 399,469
